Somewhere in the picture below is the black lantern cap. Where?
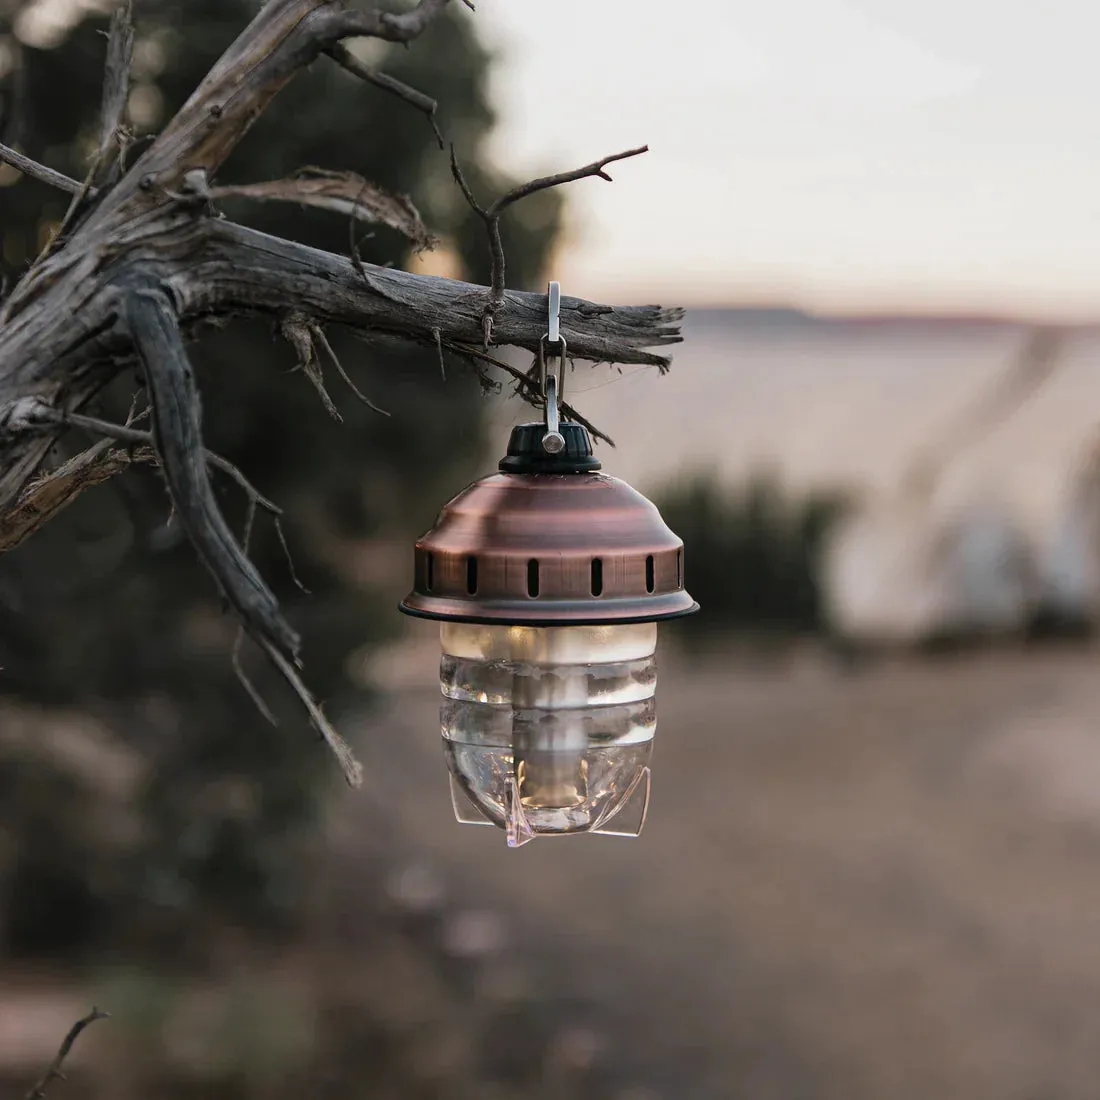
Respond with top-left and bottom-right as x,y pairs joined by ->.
498,421 -> 602,474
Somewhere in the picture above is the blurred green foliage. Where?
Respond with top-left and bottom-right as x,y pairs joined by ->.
654,469 -> 849,644
0,0 -> 560,958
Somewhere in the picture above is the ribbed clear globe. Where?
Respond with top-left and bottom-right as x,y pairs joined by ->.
439,622 -> 657,847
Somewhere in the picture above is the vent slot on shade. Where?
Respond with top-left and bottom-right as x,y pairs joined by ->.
425,552 -> 434,592
527,558 -> 540,598
591,558 -> 604,597
645,555 -> 655,594
466,555 -> 478,596
677,549 -> 683,589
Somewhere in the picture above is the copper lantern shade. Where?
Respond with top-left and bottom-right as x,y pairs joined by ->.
400,418 -> 697,849
400,422 -> 698,626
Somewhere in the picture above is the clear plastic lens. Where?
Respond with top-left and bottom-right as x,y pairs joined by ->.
438,623 -> 658,846
444,741 -> 652,844
442,697 -> 655,748
441,654 -> 657,708
441,622 -> 657,664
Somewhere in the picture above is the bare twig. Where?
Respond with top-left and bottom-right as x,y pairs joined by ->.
232,636 -> 278,724
495,146 -> 648,212
326,43 -> 444,149
259,636 -> 363,788
281,313 -> 390,417
274,516 -> 310,594
281,313 -> 341,421
33,408 -> 282,516
441,338 -> 615,446
433,326 -> 446,380
450,144 -> 648,342
95,0 -> 135,188
0,142 -> 82,194
25,1008 -> 109,1100
45,2 -> 135,252
310,323 -> 390,416
233,497 -> 279,727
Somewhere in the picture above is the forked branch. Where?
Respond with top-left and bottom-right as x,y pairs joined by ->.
450,144 -> 649,341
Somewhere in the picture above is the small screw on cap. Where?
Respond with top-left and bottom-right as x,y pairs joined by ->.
542,431 -> 566,454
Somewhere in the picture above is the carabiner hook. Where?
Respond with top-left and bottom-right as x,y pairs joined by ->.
539,280 -> 567,454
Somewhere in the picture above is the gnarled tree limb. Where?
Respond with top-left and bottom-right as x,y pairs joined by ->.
128,286 -> 302,666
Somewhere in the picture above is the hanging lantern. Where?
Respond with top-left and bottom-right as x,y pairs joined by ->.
400,284 -> 698,846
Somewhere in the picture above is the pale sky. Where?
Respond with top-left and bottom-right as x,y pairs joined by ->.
479,0 -> 1100,319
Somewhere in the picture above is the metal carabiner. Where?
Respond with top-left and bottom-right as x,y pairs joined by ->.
537,334 -> 567,454
539,280 -> 567,454
547,279 -> 561,344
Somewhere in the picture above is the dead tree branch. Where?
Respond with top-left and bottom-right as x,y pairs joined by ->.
327,43 -> 444,148
94,0 -> 135,187
0,441 -> 153,552
49,1 -> 135,250
0,0 -> 682,783
24,1008 -> 109,1100
32,406 -> 282,516
128,287 -> 302,665
0,142 -> 82,194
208,168 -> 434,250
450,144 -> 648,341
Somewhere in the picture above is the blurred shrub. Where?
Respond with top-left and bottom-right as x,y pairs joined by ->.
653,469 -> 849,644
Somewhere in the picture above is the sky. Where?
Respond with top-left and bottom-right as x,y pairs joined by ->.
478,0 -> 1100,319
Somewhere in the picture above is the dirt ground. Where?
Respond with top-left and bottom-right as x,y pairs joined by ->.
347,632 -> 1100,1100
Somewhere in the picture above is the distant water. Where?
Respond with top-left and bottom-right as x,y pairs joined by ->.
490,308 -> 1100,534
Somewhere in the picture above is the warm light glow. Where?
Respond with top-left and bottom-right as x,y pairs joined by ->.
440,621 -> 657,666
439,622 -> 658,846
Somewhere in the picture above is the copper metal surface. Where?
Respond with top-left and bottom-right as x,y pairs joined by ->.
400,471 -> 699,625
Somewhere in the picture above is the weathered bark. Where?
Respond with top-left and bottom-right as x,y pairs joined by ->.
0,0 -> 683,781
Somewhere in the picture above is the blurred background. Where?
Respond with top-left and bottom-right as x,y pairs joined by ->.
4,2 -> 1100,1098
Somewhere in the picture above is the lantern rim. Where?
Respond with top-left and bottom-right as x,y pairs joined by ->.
398,594 -> 700,627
